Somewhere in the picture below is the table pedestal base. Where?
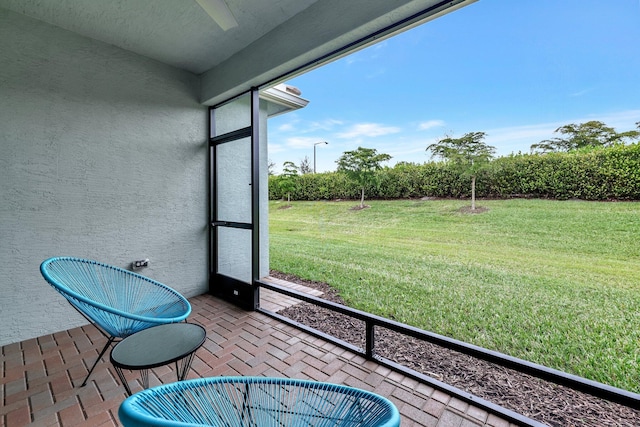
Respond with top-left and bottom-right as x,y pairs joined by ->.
114,351 -> 197,396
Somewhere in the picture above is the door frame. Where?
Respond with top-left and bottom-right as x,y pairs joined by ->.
209,88 -> 260,310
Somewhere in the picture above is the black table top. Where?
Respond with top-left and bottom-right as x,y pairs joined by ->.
110,323 -> 206,370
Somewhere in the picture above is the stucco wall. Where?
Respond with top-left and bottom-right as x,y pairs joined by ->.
0,10 -> 208,346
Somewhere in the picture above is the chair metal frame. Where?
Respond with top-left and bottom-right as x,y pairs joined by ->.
40,256 -> 191,387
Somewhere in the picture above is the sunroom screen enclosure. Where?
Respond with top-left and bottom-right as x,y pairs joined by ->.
209,90 -> 261,310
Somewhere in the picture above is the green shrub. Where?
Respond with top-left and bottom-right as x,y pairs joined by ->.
269,144 -> 640,201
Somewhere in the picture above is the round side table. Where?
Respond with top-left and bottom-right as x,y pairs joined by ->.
110,322 -> 206,395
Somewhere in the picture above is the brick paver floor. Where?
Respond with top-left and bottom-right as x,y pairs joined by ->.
1,283 -> 524,427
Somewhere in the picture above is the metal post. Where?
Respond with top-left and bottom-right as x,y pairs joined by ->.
313,141 -> 328,173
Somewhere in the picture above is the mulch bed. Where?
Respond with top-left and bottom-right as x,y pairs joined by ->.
271,271 -> 640,427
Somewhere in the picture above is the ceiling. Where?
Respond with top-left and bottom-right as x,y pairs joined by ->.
0,0 -> 317,74
0,0 -> 476,104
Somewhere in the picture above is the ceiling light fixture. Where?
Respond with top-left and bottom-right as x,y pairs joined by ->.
195,0 -> 239,31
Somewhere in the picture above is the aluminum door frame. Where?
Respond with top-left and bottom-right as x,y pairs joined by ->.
209,88 -> 260,310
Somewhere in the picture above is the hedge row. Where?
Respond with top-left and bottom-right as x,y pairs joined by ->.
269,143 -> 640,201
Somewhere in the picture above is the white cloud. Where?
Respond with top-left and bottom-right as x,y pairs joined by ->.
278,122 -> 295,132
482,122 -> 565,155
598,110 -> 640,129
273,113 -> 303,133
267,143 -> 286,154
336,122 -> 401,139
418,120 -> 445,130
306,118 -> 344,132
483,110 -> 640,155
274,118 -> 343,136
486,123 -> 558,143
386,144 -> 428,160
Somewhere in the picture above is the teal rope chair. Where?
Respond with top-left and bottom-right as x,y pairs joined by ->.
40,256 -> 191,387
119,376 -> 401,427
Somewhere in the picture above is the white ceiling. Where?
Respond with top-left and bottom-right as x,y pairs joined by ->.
0,0 -> 317,74
0,0 -> 476,104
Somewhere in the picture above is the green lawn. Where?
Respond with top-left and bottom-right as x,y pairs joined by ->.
269,198 -> 640,393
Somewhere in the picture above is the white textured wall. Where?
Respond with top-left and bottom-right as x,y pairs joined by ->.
0,10 -> 208,346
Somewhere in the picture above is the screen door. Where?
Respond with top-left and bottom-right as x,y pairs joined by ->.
209,90 -> 259,310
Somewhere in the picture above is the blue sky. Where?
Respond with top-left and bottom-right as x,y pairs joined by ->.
267,0 -> 640,173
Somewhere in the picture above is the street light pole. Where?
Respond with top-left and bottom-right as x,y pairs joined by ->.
313,141 -> 328,173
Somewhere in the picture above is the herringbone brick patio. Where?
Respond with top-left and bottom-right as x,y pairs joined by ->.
1,281 -> 520,427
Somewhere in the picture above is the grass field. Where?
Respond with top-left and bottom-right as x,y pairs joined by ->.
269,198 -> 640,393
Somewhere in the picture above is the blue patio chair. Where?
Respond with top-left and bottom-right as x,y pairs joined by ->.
119,376 -> 400,427
40,256 -> 191,387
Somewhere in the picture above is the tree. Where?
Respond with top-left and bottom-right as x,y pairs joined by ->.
268,158 -> 276,176
279,161 -> 298,203
298,156 -> 312,174
530,120 -> 640,153
426,132 -> 495,211
336,147 -> 391,208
